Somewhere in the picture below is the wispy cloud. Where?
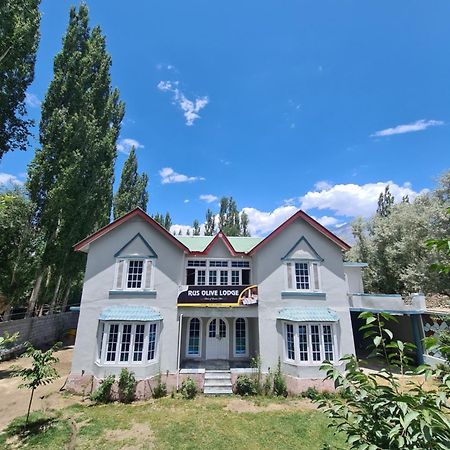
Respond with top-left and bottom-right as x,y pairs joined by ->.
199,194 -> 218,203
371,119 -> 444,137
117,138 -> 144,155
159,167 -> 205,185
157,81 -> 209,126
25,92 -> 41,108
0,172 -> 24,186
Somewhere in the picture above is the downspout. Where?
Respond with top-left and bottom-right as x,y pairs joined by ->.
176,313 -> 183,391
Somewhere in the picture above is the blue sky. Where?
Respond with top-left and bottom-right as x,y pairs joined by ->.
1,0 -> 450,238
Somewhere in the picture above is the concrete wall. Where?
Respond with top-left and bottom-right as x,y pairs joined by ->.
0,311 -> 79,355
344,266 -> 364,293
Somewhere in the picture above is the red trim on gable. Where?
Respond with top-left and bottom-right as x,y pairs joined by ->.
73,208 -> 190,253
189,231 -> 246,256
248,210 -> 351,255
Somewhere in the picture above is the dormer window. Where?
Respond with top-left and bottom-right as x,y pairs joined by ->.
114,259 -> 154,290
286,261 -> 320,291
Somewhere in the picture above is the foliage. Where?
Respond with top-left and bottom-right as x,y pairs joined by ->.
250,355 -> 263,394
153,212 -> 172,231
151,373 -> 167,399
315,312 -> 450,449
12,343 -> 60,426
118,368 -> 136,403
204,208 -> 215,236
347,173 -> 450,295
0,331 -> 19,360
90,375 -> 115,404
235,375 -> 258,396
113,147 -> 148,219
0,187 -> 43,313
180,377 -> 197,399
192,219 -> 201,236
426,206 -> 450,275
263,368 -> 273,396
301,387 -> 338,401
26,4 -> 124,314
273,358 -> 288,397
0,0 -> 41,158
376,185 -> 395,217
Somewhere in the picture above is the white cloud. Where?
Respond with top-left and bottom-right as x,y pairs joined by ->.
314,180 -> 332,191
200,194 -> 218,203
242,205 -> 298,237
159,167 -> 205,185
371,119 -> 444,137
0,172 -> 24,186
117,138 -> 144,155
311,215 -> 345,228
157,80 -> 209,126
25,92 -> 41,108
184,199 -> 190,203
300,181 -> 425,217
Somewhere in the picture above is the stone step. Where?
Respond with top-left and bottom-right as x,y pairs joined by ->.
204,378 -> 232,387
204,385 -> 233,395
205,371 -> 231,380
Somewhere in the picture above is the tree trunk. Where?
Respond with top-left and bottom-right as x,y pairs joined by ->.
49,274 -> 62,314
26,269 -> 46,318
2,304 -> 12,321
25,387 -> 35,428
61,281 -> 71,312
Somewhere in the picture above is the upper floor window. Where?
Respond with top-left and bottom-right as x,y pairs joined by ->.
114,259 -> 154,290
286,261 -> 320,291
185,259 -> 251,286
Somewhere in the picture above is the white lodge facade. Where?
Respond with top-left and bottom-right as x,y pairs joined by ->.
67,208 -> 426,395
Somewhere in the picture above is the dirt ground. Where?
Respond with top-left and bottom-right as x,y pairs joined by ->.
0,347 -> 80,431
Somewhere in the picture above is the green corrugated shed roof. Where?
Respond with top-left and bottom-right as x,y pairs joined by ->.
100,306 -> 162,321
176,236 -> 263,253
278,307 -> 339,322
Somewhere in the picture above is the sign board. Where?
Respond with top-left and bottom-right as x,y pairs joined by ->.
177,285 -> 258,307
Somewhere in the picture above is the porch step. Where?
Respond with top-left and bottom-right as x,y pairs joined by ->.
203,370 -> 233,395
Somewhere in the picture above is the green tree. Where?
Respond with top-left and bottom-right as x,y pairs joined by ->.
164,212 -> 172,231
0,0 -> 41,159
13,343 -> 60,427
26,4 -> 124,316
204,209 -> 215,236
240,211 -> 250,237
152,212 -> 172,231
113,147 -> 148,219
376,184 -> 395,217
192,219 -> 201,236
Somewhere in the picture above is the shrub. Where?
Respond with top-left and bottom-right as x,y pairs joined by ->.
250,355 -> 263,395
151,373 -> 167,399
263,369 -> 273,396
301,387 -> 338,401
118,368 -> 136,403
273,358 -> 287,397
90,375 -> 115,403
180,377 -> 197,399
235,375 -> 258,396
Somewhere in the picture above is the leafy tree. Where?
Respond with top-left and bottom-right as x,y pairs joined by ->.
204,209 -> 215,236
13,343 -> 60,427
152,212 -> 172,231
0,0 -> 41,159
192,219 -> 201,236
178,229 -> 182,236
376,184 -> 395,217
240,211 -> 250,237
316,312 -> 450,449
26,4 -> 124,315
113,147 -> 148,219
0,332 -> 19,359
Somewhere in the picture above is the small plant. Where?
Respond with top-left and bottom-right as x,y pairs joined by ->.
250,355 -> 263,395
0,331 -> 19,359
12,342 -> 60,427
118,368 -> 136,403
301,387 -> 320,400
151,373 -> 167,399
263,368 -> 273,396
90,375 -> 115,404
273,358 -> 288,397
180,377 -> 197,399
235,375 -> 258,396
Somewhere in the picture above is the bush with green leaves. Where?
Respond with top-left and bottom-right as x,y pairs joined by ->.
273,358 -> 288,397
315,312 -> 450,449
180,377 -> 197,399
118,368 -> 136,403
151,373 -> 167,399
263,368 -> 273,396
90,375 -> 115,404
235,375 -> 258,396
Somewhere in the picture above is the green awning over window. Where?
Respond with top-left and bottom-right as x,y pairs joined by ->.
99,306 -> 162,322
278,307 -> 339,322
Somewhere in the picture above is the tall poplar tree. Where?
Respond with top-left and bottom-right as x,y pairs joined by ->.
205,209 -> 215,236
192,219 -> 201,236
0,0 -> 41,159
26,4 -> 124,315
113,147 -> 148,219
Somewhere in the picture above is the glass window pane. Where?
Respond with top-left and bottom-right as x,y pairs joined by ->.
197,270 -> 206,285
298,325 -> 308,361
106,324 -> 119,362
209,319 -> 216,338
188,318 -> 200,355
231,270 -> 240,285
323,325 -> 334,361
209,270 -> 217,285
148,323 -> 157,361
127,260 -> 144,289
286,324 -> 295,360
220,270 -> 228,285
219,319 -> 226,338
295,262 -> 310,290
311,325 -> 321,361
235,318 -> 246,354
120,324 -> 132,362
133,324 -> 145,361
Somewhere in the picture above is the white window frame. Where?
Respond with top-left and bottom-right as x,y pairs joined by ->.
97,321 -> 160,366
113,258 -> 155,291
233,317 -> 249,357
186,317 -> 202,358
283,321 -> 337,365
284,261 -> 321,292
185,258 -> 252,286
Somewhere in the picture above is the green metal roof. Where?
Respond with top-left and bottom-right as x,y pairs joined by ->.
278,307 -> 339,322
99,306 -> 162,321
176,236 -> 263,253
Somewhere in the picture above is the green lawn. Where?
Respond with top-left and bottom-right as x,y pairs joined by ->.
0,396 -> 344,449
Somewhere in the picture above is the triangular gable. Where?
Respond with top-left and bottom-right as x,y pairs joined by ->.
281,236 -> 323,261
190,231 -> 242,256
114,233 -> 158,258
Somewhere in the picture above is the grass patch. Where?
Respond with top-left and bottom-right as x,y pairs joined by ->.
1,397 -> 343,449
